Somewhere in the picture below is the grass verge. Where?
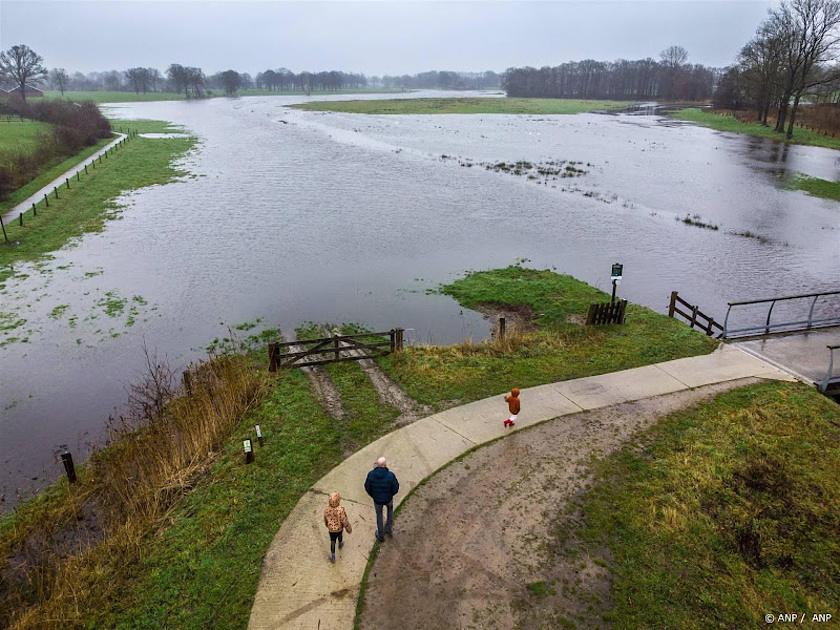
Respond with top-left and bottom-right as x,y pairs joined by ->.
787,175 -> 840,201
289,97 -> 628,115
0,120 -> 51,157
0,119 -> 193,283
577,380 -> 840,627
671,107 -> 840,151
376,266 -> 717,408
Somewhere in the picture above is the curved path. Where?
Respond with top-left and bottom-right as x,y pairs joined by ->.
248,345 -> 793,629
1,132 -> 127,225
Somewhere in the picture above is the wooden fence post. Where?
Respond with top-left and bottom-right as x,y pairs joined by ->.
390,329 -> 396,353
499,316 -> 506,340
54,187 -> 59,199
333,333 -> 340,361
268,343 -> 277,372
396,328 -> 404,351
668,291 -> 678,317
183,370 -> 192,396
65,178 -> 70,189
61,451 -> 77,483
32,203 -> 36,216
0,214 -> 8,243
44,193 -> 49,207
18,213 -> 23,227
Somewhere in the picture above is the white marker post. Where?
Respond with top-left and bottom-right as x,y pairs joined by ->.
243,438 -> 254,464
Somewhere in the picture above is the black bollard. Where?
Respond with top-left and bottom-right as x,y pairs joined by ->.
243,438 -> 254,464
255,425 -> 264,447
61,451 -> 77,483
0,214 -> 8,243
32,203 -> 36,216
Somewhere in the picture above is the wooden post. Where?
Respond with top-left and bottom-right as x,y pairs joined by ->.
499,316 -> 506,340
54,187 -> 59,199
32,203 -> 36,216
84,164 -> 88,174
389,329 -> 396,353
18,213 -> 23,227
243,439 -> 254,464
690,305 -> 699,329
668,291 -> 678,317
0,214 -> 8,243
44,193 -> 49,207
333,333 -> 340,361
268,343 -> 277,372
61,451 -> 77,483
65,178 -> 70,189
396,328 -> 404,352
76,171 -> 80,182
183,370 -> 192,396
255,425 -> 264,447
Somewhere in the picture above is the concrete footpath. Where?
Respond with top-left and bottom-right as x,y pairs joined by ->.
0,132 -> 127,225
248,345 -> 794,630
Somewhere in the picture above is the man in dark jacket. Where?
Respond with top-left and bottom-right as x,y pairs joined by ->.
364,456 -> 400,542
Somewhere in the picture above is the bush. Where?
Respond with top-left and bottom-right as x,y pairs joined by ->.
0,97 -> 112,200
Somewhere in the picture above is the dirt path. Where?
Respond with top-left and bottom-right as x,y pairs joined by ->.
358,379 -> 755,630
289,344 -> 345,421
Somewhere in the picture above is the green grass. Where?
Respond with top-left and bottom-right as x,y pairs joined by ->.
787,175 -> 840,201
289,97 -> 628,115
0,136 -> 113,214
578,381 -> 840,627
671,107 -> 840,150
0,120 -> 52,157
376,266 -> 717,407
84,354 -> 398,627
0,119 -> 193,283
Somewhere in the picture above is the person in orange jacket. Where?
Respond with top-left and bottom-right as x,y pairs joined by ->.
504,387 -> 520,427
324,491 -> 352,563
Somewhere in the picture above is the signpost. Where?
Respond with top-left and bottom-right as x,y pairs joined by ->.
610,262 -> 623,305
243,438 -> 254,464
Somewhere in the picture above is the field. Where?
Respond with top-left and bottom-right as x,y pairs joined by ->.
0,119 -> 193,283
671,107 -> 840,151
0,120 -> 52,159
289,97 -> 629,115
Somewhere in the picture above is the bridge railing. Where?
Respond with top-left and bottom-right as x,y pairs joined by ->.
722,290 -> 840,339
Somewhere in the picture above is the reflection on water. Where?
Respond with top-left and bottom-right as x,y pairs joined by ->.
1,90 -> 839,505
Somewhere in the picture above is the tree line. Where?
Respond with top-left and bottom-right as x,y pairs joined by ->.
714,0 -> 840,138
502,46 -> 717,101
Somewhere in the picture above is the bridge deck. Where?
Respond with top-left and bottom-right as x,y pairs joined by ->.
732,326 -> 840,385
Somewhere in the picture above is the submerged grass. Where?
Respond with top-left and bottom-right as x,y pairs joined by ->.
671,107 -> 840,151
377,266 -> 717,407
787,174 -> 840,201
578,381 -> 840,627
0,119 -> 193,283
289,97 -> 628,115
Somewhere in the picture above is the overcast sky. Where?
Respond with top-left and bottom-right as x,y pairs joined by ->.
2,1 -> 773,76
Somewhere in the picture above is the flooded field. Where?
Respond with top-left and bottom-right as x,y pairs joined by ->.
1,90 -> 838,504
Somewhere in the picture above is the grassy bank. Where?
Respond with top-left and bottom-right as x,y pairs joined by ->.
671,107 -> 840,151
289,97 -> 628,115
788,175 -> 840,201
0,119 -> 193,283
0,120 -> 51,156
578,381 -> 840,627
377,266 -> 717,408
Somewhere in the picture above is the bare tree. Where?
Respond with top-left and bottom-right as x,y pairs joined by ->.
49,67 -> 69,96
0,44 -> 47,101
126,67 -> 150,94
218,69 -> 242,95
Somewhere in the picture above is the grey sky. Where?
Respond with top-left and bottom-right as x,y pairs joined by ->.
2,1 -> 773,76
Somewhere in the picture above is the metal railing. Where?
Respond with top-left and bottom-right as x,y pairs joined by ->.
820,345 -> 840,393
722,289 -> 840,339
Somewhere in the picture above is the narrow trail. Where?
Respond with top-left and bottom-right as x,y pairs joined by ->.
289,344 -> 346,421
357,379 -> 755,630
1,132 -> 127,225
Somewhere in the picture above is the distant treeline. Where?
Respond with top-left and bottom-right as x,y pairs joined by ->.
0,99 -> 111,199
502,47 -> 717,101
48,67 -> 501,95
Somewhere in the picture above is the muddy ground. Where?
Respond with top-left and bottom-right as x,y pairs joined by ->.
358,379 -> 756,630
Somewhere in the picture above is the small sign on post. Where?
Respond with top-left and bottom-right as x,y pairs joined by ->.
243,438 -> 254,464
255,424 -> 263,447
610,262 -> 623,305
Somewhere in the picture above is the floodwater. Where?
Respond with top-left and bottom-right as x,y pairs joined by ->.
1,90 -> 839,506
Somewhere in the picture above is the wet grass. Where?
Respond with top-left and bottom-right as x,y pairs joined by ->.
671,108 -> 840,150
787,175 -> 840,202
0,120 -> 51,158
0,119 -> 193,283
376,266 -> 717,408
289,97 -> 628,115
578,381 -> 840,627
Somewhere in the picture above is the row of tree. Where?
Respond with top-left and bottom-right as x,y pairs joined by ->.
714,0 -> 840,138
502,47 -> 717,101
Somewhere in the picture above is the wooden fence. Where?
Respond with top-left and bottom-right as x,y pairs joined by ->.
268,329 -> 404,371
667,291 -> 723,337
586,299 -> 627,325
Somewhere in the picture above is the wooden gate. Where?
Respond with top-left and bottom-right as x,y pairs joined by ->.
586,300 -> 627,325
268,329 -> 404,371
668,291 -> 722,337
